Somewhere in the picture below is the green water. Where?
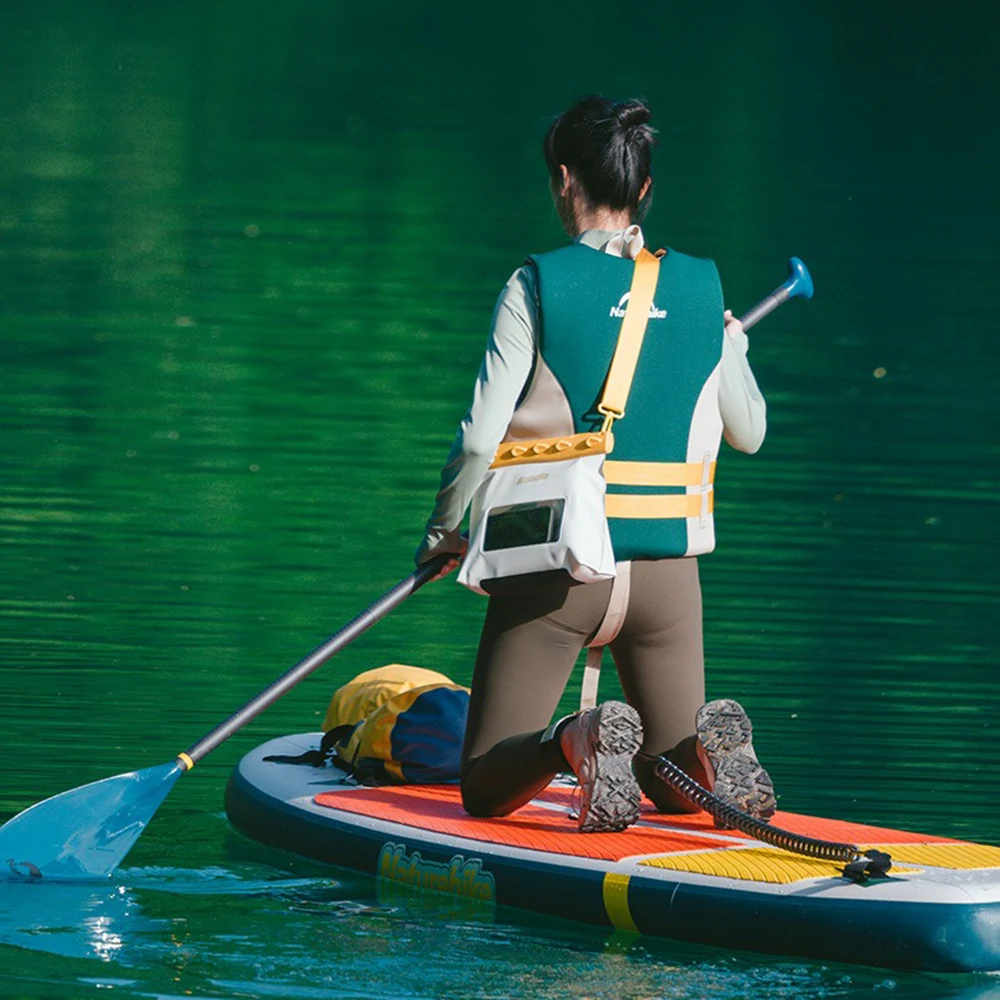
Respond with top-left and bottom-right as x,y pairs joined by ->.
1,0 -> 998,996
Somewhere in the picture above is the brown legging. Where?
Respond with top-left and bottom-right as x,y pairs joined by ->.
461,557 -> 711,817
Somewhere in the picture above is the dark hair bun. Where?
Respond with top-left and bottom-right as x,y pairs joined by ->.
616,101 -> 652,130
544,96 -> 656,220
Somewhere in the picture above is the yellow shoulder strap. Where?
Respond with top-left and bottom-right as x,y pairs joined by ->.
598,247 -> 660,427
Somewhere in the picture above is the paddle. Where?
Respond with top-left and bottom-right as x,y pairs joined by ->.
739,257 -> 814,331
0,554 -> 449,881
3,257 -> 813,883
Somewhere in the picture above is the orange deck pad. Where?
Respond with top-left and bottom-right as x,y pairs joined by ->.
315,785 -> 719,861
537,786 -> 960,847
315,784 -> 959,862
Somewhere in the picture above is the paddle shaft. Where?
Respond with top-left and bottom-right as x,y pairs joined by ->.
739,286 -> 792,331
180,554 -> 448,766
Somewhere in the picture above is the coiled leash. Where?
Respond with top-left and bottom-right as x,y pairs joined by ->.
653,755 -> 893,883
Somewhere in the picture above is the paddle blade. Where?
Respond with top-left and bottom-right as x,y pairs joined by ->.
0,760 -> 184,880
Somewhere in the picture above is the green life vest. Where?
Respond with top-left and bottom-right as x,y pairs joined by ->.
527,241 -> 724,560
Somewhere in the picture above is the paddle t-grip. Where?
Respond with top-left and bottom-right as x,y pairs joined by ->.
738,257 -> 813,332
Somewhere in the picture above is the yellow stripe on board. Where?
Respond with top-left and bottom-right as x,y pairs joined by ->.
606,492 -> 712,520
602,872 -> 639,932
604,460 -> 716,488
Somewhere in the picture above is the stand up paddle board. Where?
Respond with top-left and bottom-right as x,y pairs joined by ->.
225,734 -> 1000,973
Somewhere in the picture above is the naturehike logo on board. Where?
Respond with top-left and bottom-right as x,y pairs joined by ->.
609,291 -> 667,320
378,842 -> 496,902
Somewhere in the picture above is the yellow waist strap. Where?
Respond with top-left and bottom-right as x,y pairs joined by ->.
606,492 -> 714,519
604,460 -> 716,488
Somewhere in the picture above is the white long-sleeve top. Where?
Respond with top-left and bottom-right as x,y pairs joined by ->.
417,226 -> 766,563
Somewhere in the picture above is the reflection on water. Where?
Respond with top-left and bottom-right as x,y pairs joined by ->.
1,0 -> 997,997
5,860 -> 1000,1000
0,880 -> 142,962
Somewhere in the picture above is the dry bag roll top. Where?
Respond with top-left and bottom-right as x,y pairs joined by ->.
324,664 -> 470,785
266,664 -> 470,785
322,663 -> 453,731
332,681 -> 470,785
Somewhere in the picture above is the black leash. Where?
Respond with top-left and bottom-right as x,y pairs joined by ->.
654,756 -> 893,883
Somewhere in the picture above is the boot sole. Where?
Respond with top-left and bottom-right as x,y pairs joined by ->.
578,702 -> 643,833
695,699 -> 776,827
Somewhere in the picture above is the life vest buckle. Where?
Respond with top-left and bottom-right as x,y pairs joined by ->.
597,407 -> 622,435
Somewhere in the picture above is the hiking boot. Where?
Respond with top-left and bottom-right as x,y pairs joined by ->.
560,701 -> 643,833
695,699 -> 776,825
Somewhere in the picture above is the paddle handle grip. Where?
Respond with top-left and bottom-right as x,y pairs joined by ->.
181,554 -> 449,765
739,256 -> 813,332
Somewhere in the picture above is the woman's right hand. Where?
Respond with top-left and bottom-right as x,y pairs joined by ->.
723,309 -> 748,352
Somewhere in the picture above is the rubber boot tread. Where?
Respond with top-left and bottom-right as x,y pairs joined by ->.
695,699 -> 776,828
573,702 -> 643,833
